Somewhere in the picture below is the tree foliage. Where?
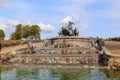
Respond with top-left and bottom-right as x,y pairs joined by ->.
0,29 -> 5,40
10,24 -> 22,40
22,25 -> 31,39
10,24 -> 41,40
30,25 -> 41,40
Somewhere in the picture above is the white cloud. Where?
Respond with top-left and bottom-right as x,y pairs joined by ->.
6,20 -> 19,26
0,19 -> 20,39
0,19 -> 56,39
58,0 -> 120,30
59,16 -> 73,23
0,19 -> 20,30
37,23 -> 56,32
56,0 -> 97,32
0,0 -> 9,8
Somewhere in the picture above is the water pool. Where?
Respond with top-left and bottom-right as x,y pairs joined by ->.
0,66 -> 120,80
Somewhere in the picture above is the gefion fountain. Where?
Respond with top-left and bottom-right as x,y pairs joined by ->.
1,22 -> 120,80
1,21 -> 109,67
9,21 -> 102,66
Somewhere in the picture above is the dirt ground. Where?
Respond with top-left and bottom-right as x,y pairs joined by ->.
1,44 -> 28,53
105,41 -> 120,54
0,42 -> 43,54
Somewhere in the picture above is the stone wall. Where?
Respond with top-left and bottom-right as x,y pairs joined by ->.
13,54 -> 98,65
50,37 -> 93,48
0,36 -> 99,66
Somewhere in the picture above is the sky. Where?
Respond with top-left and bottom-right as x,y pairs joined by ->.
0,0 -> 120,39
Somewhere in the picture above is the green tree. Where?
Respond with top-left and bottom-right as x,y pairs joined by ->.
21,25 -> 31,39
10,32 -> 17,40
10,24 -> 41,40
30,25 -> 41,40
16,24 -> 22,40
0,29 -> 5,40
10,24 -> 22,40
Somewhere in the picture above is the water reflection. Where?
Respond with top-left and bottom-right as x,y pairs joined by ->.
0,67 -> 120,80
16,68 -> 39,80
100,69 -> 120,80
51,68 -> 91,80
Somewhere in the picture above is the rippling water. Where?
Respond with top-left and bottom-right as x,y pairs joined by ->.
0,66 -> 120,80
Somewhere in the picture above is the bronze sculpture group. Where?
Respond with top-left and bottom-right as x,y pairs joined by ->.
58,21 -> 79,36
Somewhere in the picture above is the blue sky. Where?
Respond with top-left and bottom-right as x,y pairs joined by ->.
0,0 -> 120,39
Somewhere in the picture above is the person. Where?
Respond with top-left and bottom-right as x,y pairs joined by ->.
0,42 -> 2,52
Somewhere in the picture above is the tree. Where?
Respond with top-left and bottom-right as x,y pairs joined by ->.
21,25 -> 31,39
21,25 -> 41,40
30,25 -> 41,40
10,32 -> 17,40
10,24 -> 22,40
10,24 -> 41,40
15,24 -> 22,40
0,29 -> 5,40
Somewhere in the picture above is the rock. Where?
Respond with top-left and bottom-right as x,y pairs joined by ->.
83,65 -> 89,69
106,66 -> 111,69
9,50 -> 17,57
16,57 -> 22,62
108,58 -> 114,66
13,64 -> 19,67
111,66 -> 117,70
9,58 -> 16,63
90,66 -> 96,69
57,65 -> 62,68
25,57 -> 29,64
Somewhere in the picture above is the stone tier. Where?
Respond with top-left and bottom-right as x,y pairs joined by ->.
45,36 -> 95,49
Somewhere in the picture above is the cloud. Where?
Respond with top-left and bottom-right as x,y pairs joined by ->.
56,0 -> 97,32
0,19 -> 20,30
59,16 -> 73,23
0,19 -> 20,39
58,0 -> 120,30
6,20 -> 19,26
37,23 -> 56,32
0,0 -> 9,8
0,18 -> 56,39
